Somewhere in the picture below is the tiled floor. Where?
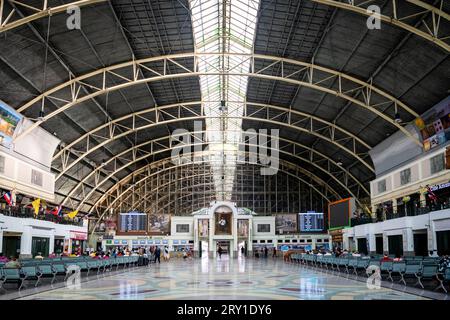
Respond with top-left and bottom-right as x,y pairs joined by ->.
3,257 -> 447,300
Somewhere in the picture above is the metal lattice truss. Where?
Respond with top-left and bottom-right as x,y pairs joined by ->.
15,53 -> 421,148
88,154 -> 337,232
1,0 -> 448,52
0,0 -> 107,33
186,0 -> 260,200
55,129 -> 369,212
312,0 -> 450,52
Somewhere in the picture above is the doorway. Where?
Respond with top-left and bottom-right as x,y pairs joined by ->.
357,238 -> 368,255
388,235 -> 403,257
413,231 -> 428,256
375,235 -> 383,254
216,240 -> 230,259
32,237 -> 49,257
199,240 -> 209,258
436,230 -> 450,255
238,240 -> 247,258
2,234 -> 21,258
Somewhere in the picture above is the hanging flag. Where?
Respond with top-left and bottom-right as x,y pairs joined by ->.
31,198 -> 40,215
3,191 -> 13,206
67,210 -> 78,219
51,205 -> 62,216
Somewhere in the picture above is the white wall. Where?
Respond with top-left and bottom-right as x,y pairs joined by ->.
0,213 -> 87,257
0,148 -> 55,201
343,208 -> 450,254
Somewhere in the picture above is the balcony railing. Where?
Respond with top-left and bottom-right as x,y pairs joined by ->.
0,205 -> 84,227
351,201 -> 450,227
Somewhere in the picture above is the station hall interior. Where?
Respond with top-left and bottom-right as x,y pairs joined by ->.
0,0 -> 449,301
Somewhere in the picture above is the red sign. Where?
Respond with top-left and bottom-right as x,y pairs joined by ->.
70,231 -> 87,240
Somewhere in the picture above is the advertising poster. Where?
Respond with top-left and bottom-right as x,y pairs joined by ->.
148,214 -> 170,235
275,214 -> 298,234
0,100 -> 23,147
237,219 -> 249,237
215,212 -> 232,235
198,219 -> 209,237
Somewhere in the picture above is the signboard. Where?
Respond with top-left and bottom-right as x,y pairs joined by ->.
173,240 -> 179,244
275,214 -> 298,234
69,231 -> 87,240
148,214 -> 170,235
299,212 -> 324,232
118,212 -> 147,232
0,100 -> 23,148
328,198 -> 354,230
430,182 -> 450,192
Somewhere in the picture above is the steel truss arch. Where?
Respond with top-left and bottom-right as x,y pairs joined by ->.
15,53 -> 421,146
1,1 -> 447,52
88,156 -> 337,233
57,109 -> 370,208
50,102 -> 374,190
59,131 -> 368,210
71,134 -> 367,212
312,0 -> 450,52
74,144 -> 354,214
0,0 -> 108,33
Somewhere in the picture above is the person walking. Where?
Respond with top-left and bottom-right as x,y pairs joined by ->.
264,246 -> 268,258
163,246 -> 170,261
154,246 -> 161,263
217,246 -> 223,259
272,247 -> 277,258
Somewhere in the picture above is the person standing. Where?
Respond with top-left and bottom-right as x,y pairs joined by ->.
217,246 -> 223,259
264,246 -> 268,258
163,246 -> 170,261
154,246 -> 161,263
272,247 -> 277,258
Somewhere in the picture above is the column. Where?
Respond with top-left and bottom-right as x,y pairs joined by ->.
20,226 -> 33,259
49,234 -> 55,255
371,204 -> 378,220
368,233 -> 376,255
0,229 -> 3,254
392,198 -> 397,216
403,228 -> 414,256
382,232 -> 388,254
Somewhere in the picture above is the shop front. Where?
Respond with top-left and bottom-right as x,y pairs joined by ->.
70,230 -> 87,254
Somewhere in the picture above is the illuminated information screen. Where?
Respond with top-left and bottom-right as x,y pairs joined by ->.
299,212 -> 324,232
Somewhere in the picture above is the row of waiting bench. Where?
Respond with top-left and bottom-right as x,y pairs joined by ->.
289,254 -> 450,293
0,256 -> 140,291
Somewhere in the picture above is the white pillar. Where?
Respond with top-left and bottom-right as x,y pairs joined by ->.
382,232 -> 388,253
20,226 -> 33,258
403,228 -> 414,256
368,233 -> 376,254
49,234 -> 55,255
0,229 -> 3,253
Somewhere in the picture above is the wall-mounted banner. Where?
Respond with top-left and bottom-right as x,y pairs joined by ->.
0,100 -> 23,148
237,219 -> 249,237
198,219 -> 209,237
148,214 -> 170,235
275,214 -> 298,234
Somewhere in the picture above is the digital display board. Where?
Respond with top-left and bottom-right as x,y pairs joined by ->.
328,198 -> 354,230
299,212 -> 324,232
118,212 -> 147,232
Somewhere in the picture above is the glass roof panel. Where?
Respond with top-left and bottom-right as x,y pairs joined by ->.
189,0 -> 260,200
